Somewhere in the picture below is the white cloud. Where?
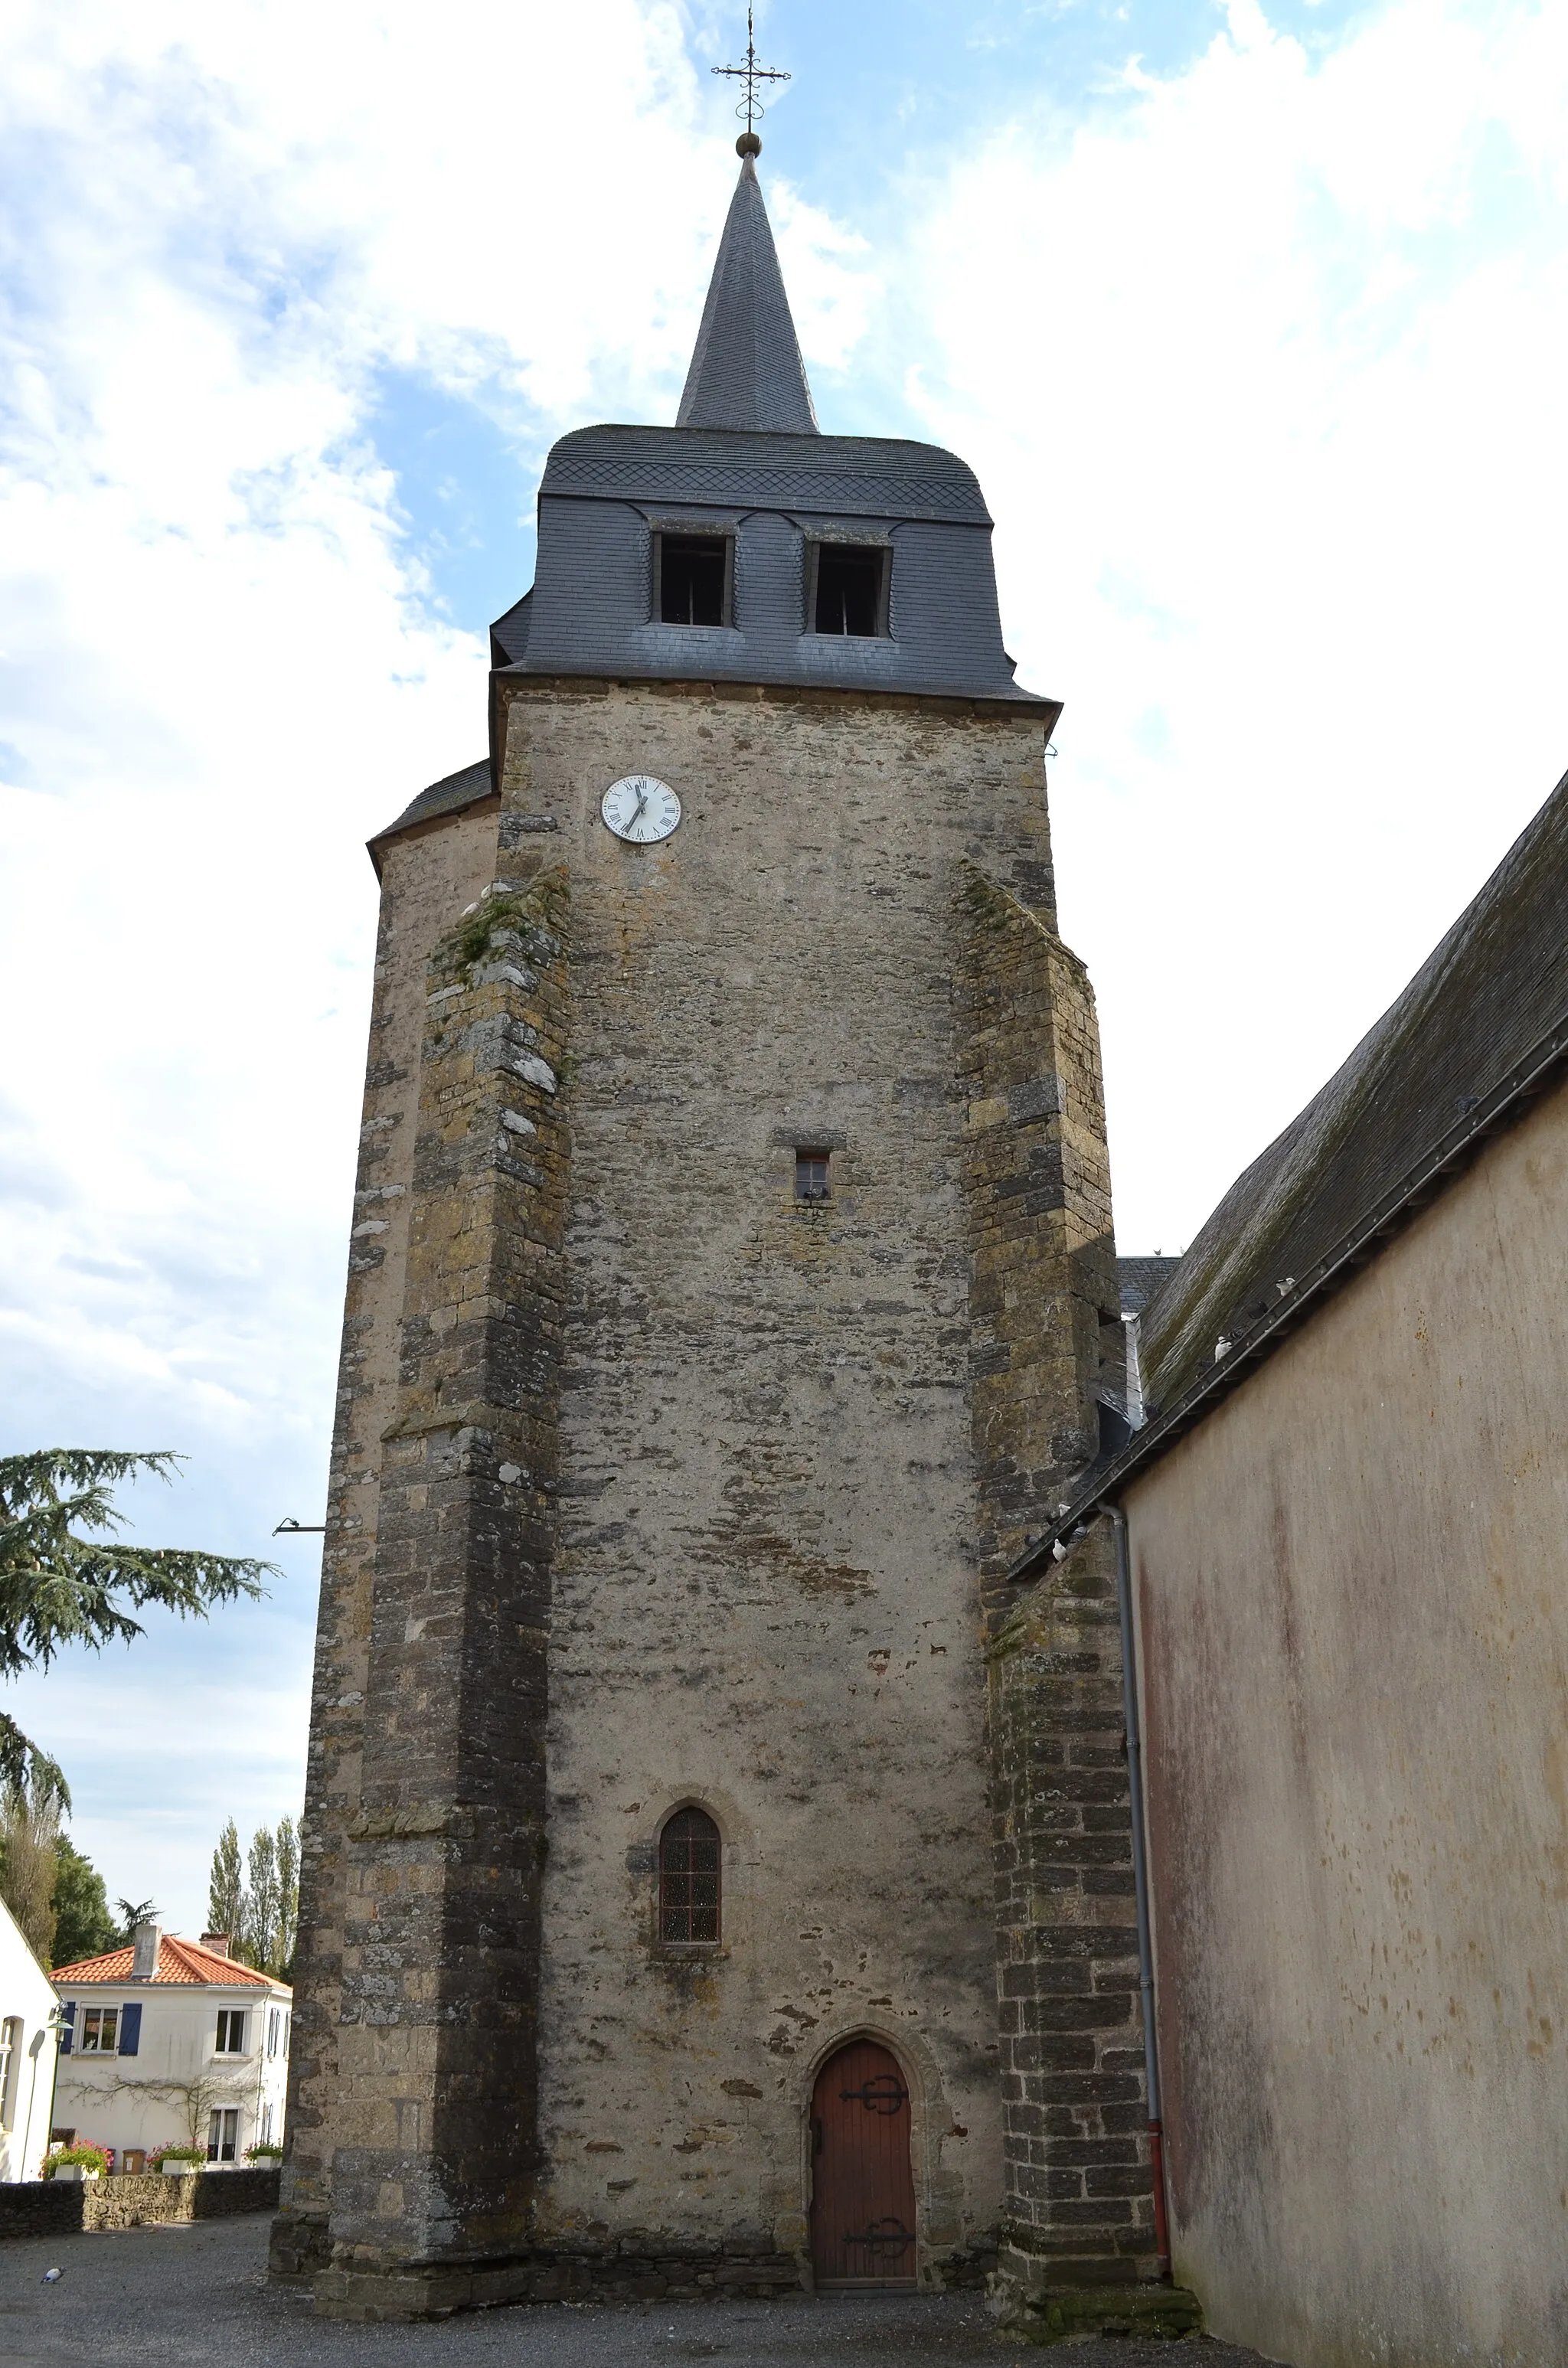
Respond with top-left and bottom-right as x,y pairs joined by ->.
897,0 -> 1568,1247
2,0 -> 1566,1916
0,0 -> 873,1927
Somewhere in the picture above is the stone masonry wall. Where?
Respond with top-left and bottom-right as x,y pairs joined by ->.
500,681 -> 1047,2291
989,1536 -> 1159,2293
956,859 -> 1158,2295
956,864 -> 1116,1588
313,864 -> 573,2321
271,803 -> 498,2287
283,674 -> 1124,2317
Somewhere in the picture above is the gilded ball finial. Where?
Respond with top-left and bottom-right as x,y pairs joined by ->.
736,130 -> 762,158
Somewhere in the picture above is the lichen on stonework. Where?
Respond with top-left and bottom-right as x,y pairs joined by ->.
429,866 -> 570,992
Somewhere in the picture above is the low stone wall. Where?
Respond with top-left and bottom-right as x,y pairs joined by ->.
88,2167 -> 281,2227
0,2167 -> 279,2239
0,2180 -> 83,2239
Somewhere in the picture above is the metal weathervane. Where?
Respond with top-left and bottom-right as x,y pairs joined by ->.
714,6 -> 790,150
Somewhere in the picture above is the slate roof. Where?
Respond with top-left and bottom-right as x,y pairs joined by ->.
373,158 -> 1058,853
1008,766 -> 1568,1583
368,758 -> 493,869
1138,769 -> 1568,1413
677,157 -> 818,435
537,424 -> 992,524
53,1935 -> 283,1988
1119,1256 -> 1181,1318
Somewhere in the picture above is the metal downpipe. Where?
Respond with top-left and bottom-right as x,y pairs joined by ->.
1108,1501 -> 1171,2279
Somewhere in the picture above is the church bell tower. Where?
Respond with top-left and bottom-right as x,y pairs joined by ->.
272,111 -> 1125,2321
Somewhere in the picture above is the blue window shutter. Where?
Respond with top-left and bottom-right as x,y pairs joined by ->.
59,2002 -> 75,2053
118,2003 -> 142,2056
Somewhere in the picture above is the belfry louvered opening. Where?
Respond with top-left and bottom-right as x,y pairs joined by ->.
810,542 -> 890,638
656,533 -> 733,627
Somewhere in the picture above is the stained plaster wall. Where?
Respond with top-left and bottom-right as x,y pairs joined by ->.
1126,1077 -> 1568,2368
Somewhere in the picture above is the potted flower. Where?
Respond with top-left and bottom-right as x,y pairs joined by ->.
245,2142 -> 284,2161
42,2142 -> 109,2183
150,2144 -> 204,2176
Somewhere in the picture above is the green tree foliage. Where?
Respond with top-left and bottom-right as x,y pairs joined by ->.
0,1451 -> 271,1798
276,1815 -> 299,1976
0,1771 -> 64,1965
244,1826 -> 279,1969
210,1814 -> 302,1977
208,1818 -> 243,1948
50,1836 -> 116,1966
112,1896 -> 160,1945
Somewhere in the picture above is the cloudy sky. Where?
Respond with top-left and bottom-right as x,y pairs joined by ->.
2,0 -> 1565,1932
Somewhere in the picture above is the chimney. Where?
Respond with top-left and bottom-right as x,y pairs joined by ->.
131,1922 -> 161,1979
199,1932 -> 230,1959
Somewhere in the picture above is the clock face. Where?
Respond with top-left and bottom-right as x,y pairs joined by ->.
602,773 -> 681,845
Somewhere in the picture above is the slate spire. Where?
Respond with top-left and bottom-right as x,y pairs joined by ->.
677,155 -> 819,436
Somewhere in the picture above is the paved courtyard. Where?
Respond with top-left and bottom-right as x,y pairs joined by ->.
0,2216 -> 1269,2368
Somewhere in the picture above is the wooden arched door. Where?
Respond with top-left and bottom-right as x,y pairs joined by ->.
809,2039 -> 917,2288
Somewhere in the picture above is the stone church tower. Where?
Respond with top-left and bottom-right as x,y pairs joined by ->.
273,141 -> 1134,2320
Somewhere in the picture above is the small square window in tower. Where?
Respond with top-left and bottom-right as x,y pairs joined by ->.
795,1148 -> 831,1203
659,1808 -> 720,1945
812,544 -> 887,637
658,534 -> 730,627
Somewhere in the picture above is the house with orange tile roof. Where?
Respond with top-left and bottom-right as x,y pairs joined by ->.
51,1921 -> 290,2170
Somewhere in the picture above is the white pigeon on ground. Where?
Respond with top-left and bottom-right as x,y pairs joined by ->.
41,2267 -> 64,2283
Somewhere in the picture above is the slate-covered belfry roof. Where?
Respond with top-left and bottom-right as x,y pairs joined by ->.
677,156 -> 818,435
374,151 -> 1057,854
535,425 -> 993,524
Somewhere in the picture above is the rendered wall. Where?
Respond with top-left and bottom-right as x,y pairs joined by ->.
1129,1078 -> 1568,2368
0,1904 -> 59,2183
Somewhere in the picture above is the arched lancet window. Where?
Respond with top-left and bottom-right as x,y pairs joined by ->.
659,1807 -> 720,1945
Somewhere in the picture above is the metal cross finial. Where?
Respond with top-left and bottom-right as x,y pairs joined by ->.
714,6 -> 790,155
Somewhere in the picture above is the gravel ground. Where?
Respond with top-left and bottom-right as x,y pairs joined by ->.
0,2216 -> 1268,2368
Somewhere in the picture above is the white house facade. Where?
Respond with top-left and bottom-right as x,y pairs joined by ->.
0,1895 -> 61,2181
52,1927 -> 290,2168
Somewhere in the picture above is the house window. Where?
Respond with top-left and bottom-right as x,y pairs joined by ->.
283,2012 -> 291,2058
260,2103 -> 274,2145
795,1148 -> 831,1203
266,2008 -> 279,2059
811,543 -> 887,637
215,2009 -> 247,2055
659,1808 -> 720,1945
207,2108 -> 239,2164
0,2018 -> 21,2130
78,2006 -> 119,2053
658,533 -> 730,627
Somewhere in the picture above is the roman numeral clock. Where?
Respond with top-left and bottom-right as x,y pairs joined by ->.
601,773 -> 681,845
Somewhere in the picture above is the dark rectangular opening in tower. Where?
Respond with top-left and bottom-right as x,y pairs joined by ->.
658,534 -> 730,627
812,544 -> 887,637
795,1148 -> 831,1203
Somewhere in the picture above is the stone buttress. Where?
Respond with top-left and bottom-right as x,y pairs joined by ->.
959,874 -> 1165,2309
